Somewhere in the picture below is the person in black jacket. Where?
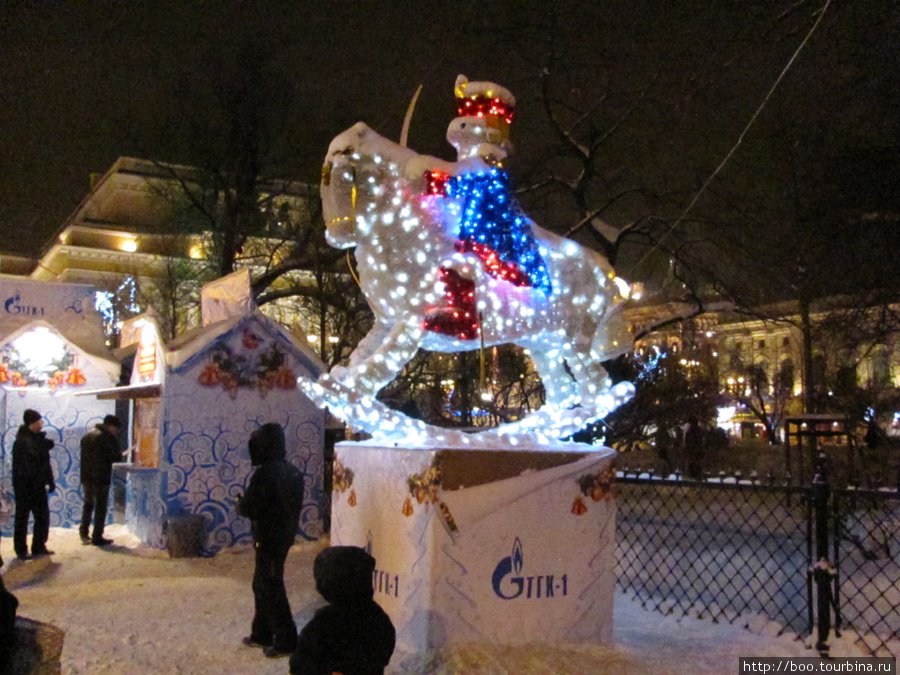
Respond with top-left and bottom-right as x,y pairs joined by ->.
290,546 -> 396,675
236,422 -> 304,658
79,415 -> 123,546
12,410 -> 55,559
0,573 -> 19,670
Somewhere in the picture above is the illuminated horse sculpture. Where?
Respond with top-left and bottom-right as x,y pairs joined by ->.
304,112 -> 633,444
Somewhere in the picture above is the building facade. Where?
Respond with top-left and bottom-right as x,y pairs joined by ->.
1,157 -> 328,346
627,298 -> 900,438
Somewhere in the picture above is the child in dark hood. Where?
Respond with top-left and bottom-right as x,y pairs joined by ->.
237,422 -> 304,658
0,574 -> 18,670
290,546 -> 396,675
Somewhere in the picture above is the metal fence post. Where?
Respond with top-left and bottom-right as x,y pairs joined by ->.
811,450 -> 836,656
831,490 -> 842,641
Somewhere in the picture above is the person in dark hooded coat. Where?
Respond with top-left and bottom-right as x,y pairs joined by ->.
0,573 -> 18,671
236,422 -> 304,658
290,546 -> 396,675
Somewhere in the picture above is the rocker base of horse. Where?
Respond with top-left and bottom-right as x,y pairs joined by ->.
298,373 -> 633,448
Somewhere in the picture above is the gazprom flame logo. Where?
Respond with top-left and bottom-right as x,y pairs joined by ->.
512,538 -> 524,575
491,537 -> 567,600
4,291 -> 44,316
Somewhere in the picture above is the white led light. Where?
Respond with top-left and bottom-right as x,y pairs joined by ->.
312,99 -> 634,445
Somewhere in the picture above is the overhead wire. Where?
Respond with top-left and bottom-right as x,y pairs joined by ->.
635,0 -> 833,269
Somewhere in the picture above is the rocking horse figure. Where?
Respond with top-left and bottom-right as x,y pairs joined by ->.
301,76 -> 633,445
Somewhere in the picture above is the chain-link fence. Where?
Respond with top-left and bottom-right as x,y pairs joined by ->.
834,487 -> 900,655
616,472 -> 812,635
616,469 -> 900,655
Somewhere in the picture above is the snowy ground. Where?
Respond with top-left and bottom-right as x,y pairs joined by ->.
1,525 -> 890,674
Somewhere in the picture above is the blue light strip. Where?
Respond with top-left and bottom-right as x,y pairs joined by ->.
447,168 -> 552,295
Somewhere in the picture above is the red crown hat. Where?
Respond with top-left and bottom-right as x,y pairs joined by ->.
454,75 -> 516,124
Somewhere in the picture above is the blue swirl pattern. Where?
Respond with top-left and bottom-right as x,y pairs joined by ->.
2,316 -> 325,555
158,381 -> 325,553
0,388 -> 117,537
147,318 -> 325,553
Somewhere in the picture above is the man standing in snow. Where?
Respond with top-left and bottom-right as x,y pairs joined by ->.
236,422 -> 304,658
12,409 -> 56,559
79,415 -> 123,546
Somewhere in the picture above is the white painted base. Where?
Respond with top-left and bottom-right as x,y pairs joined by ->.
330,440 -> 616,653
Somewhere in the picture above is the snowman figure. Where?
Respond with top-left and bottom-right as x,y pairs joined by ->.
447,74 -> 515,167
422,76 -> 550,340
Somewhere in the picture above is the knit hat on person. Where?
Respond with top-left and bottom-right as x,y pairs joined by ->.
23,409 -> 41,425
103,415 -> 122,428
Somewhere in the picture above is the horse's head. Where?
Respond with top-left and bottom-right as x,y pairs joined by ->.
321,123 -> 418,249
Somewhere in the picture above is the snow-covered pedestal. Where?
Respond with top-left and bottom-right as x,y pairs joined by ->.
329,441 -> 617,653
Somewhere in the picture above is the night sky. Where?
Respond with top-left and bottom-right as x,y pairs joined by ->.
1,0 -> 897,270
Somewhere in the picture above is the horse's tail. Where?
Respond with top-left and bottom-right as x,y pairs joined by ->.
586,252 -> 633,363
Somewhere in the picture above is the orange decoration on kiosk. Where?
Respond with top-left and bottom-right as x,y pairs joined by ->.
65,367 -> 86,386
198,363 -> 221,386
